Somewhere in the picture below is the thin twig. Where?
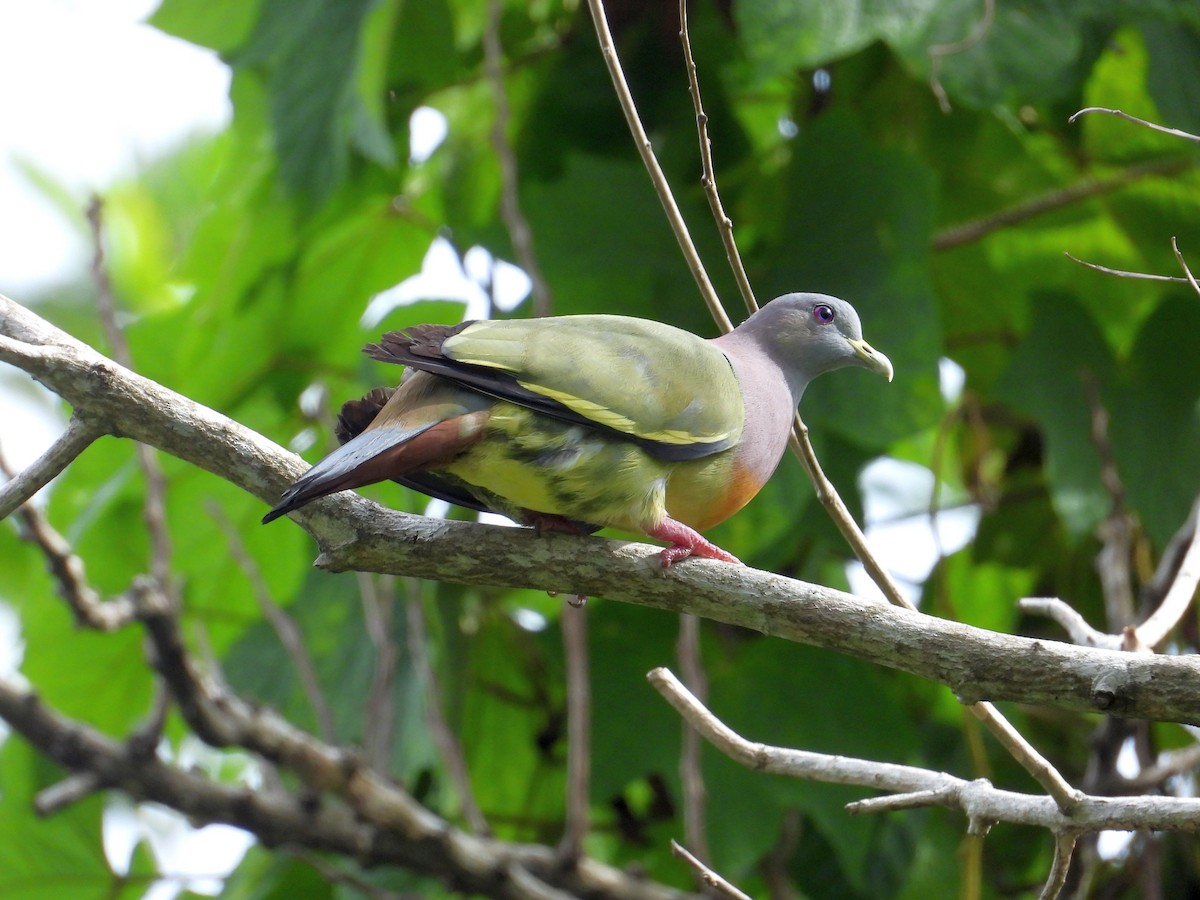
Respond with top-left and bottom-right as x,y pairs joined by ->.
0,417 -> 105,520
0,448 -> 135,631
583,0 -> 732,333
678,0 -> 756,318
648,668 -> 1191,832
1018,598 -> 1121,649
484,0 -> 552,318
1135,494 -> 1200,649
404,584 -> 490,835
927,0 -> 995,114
966,701 -> 1081,812
34,772 -> 104,816
208,501 -> 336,743
361,573 -> 399,771
1171,236 -> 1200,301
1064,252 -> 1194,285
786,419 -> 911,604
87,196 -> 173,590
846,787 -> 955,815
1069,107 -> 1200,144
671,840 -> 751,900
1039,833 -> 1077,900
675,614 -> 709,863
558,603 -> 591,861
1125,741 -> 1200,792
1083,372 -> 1136,629
932,157 -> 1192,251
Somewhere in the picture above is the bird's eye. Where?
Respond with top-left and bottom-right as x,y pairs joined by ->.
813,304 -> 835,324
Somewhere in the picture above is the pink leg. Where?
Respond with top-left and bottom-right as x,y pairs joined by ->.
648,518 -> 741,568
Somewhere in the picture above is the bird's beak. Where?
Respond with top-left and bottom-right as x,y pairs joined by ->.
848,338 -> 894,382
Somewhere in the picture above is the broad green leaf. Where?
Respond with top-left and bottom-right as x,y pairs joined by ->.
0,739 -> 114,899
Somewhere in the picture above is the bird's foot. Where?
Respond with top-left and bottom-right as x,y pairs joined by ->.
649,518 -> 741,568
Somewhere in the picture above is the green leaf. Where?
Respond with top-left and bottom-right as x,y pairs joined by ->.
763,110 -> 943,445
234,0 -> 381,202
1111,295 -> 1200,546
1142,21 -> 1200,135
0,739 -> 114,899
997,295 -> 1116,538
735,0 -> 942,76
150,0 -> 263,52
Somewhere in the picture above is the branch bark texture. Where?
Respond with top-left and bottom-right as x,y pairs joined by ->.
3,292 -> 1200,725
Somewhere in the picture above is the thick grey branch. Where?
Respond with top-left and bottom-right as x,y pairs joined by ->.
4,293 -> 1200,723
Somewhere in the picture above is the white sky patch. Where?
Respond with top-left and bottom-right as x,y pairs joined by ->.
104,737 -> 258,898
847,457 -> 980,604
0,0 -> 231,294
362,237 -> 532,326
409,106 -> 449,164
939,357 -> 966,403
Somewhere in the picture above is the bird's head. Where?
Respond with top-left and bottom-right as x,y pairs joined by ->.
739,292 -> 893,394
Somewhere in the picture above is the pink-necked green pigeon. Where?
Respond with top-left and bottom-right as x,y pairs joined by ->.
264,293 -> 893,565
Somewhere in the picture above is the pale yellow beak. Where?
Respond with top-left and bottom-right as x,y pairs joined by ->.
848,338 -> 894,383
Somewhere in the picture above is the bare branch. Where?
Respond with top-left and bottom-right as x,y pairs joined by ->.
361,573 -> 399,771
1040,833 -> 1077,900
676,614 -> 709,863
927,0 -> 995,114
209,501 -> 336,743
1136,494 -> 1200,649
648,667 -> 1200,833
1083,371 -> 1136,629
484,0 -> 552,318
583,0 -> 732,333
1064,252 -> 1194,284
846,787 -> 955,815
34,772 -> 104,816
1069,107 -> 1200,144
87,196 -> 174,591
558,602 -> 591,861
933,157 -> 1192,251
678,0 -> 757,318
3,483 -> 136,631
1019,598 -> 1122,650
0,674 -> 691,900
1171,236 -> 1200,301
671,840 -> 751,900
0,416 -> 105,520
404,584 -> 490,835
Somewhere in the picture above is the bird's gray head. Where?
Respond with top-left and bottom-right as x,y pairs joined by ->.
733,292 -> 893,396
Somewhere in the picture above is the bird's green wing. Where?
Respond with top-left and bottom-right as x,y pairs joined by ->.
366,316 -> 744,461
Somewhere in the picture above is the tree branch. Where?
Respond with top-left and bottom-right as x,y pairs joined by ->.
4,292 -> 1200,724
0,673 -> 689,900
647,668 -> 1200,835
0,415 -> 105,519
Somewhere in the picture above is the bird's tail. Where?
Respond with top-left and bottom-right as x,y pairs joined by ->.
262,421 -> 437,524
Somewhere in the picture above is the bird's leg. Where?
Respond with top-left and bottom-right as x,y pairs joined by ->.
526,513 -> 590,536
649,518 -> 741,568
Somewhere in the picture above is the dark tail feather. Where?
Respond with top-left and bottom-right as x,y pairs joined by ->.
262,421 -> 439,524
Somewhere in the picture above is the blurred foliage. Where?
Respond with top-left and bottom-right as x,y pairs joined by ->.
3,0 -> 1200,897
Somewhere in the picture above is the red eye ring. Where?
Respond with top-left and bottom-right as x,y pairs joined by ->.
813,304 -> 835,324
